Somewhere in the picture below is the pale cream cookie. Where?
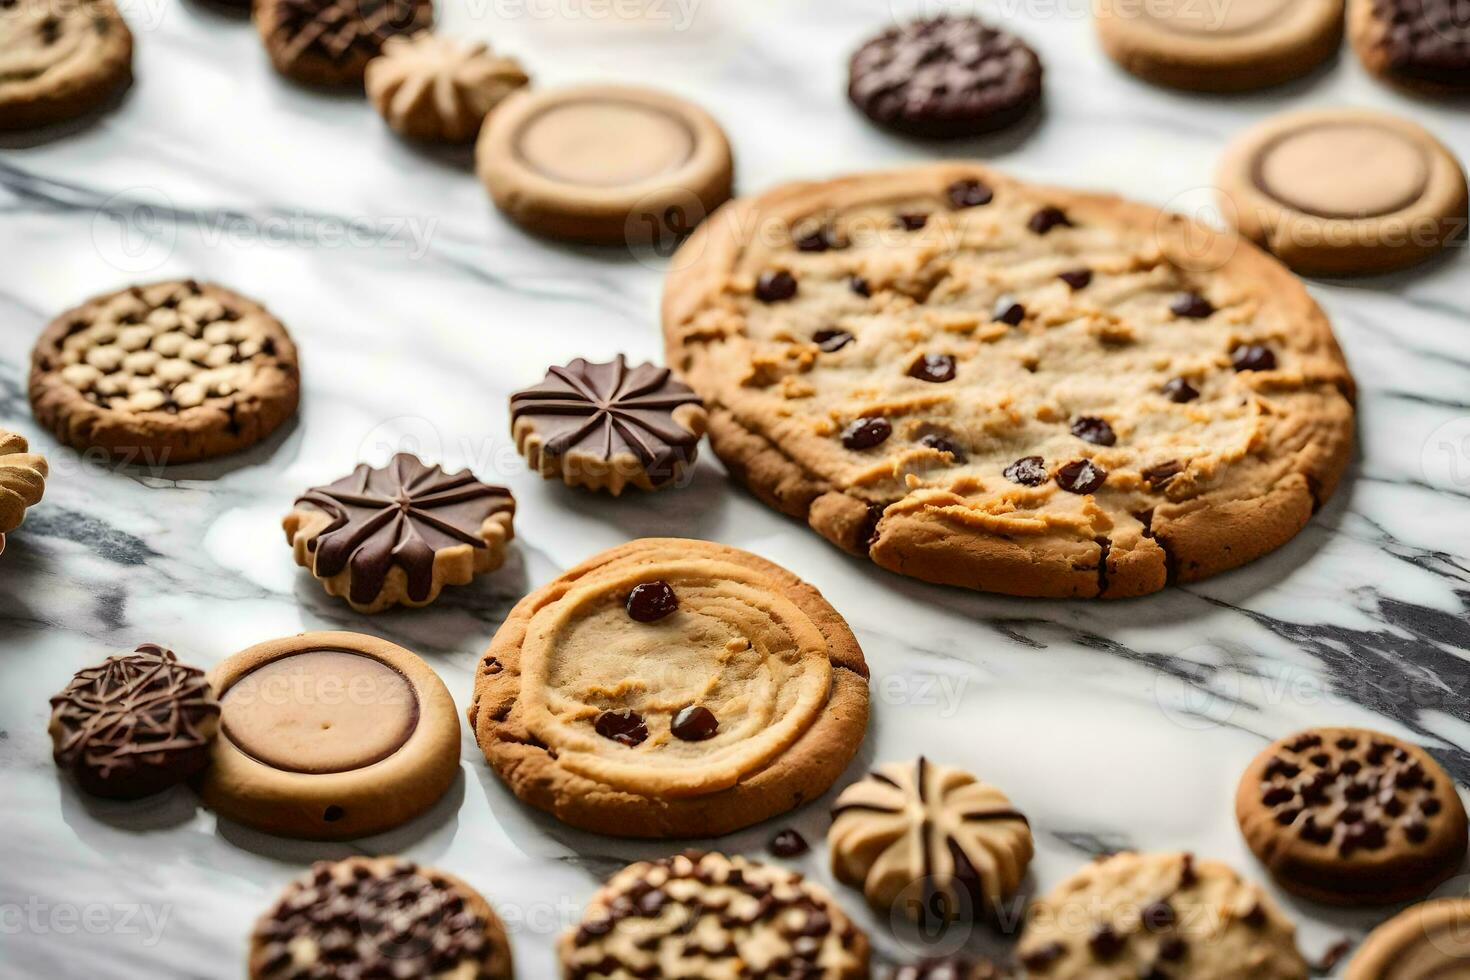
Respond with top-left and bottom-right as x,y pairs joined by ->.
0,430 -> 46,556
829,757 -> 1033,923
1218,107 -> 1469,276
469,538 -> 870,838
198,631 -> 460,840
560,851 -> 870,980
365,31 -> 528,143
662,163 -> 1356,599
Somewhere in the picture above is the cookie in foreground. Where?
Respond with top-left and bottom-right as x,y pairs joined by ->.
469,538 -> 870,838
662,163 -> 1355,598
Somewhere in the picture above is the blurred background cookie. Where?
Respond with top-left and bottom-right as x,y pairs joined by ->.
0,430 -> 46,556
255,0 -> 433,87
365,31 -> 528,143
1346,897 -> 1470,977
1349,0 -> 1470,91
0,0 -> 132,130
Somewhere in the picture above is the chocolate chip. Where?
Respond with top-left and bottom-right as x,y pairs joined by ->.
1020,941 -> 1066,970
948,178 -> 994,209
1143,460 -> 1184,490
769,829 -> 809,858
993,295 -> 1026,325
1029,206 -> 1071,235
1275,807 -> 1302,826
1142,901 -> 1175,931
671,705 -> 718,742
756,270 -> 797,303
1057,459 -> 1107,494
1421,797 -> 1442,816
897,212 -> 929,231
1241,903 -> 1267,928
1089,924 -> 1123,959
1340,819 -> 1387,854
1004,455 -> 1048,486
594,709 -> 648,747
1170,292 -> 1214,319
1264,757 -> 1301,779
1071,416 -> 1116,446
1404,817 -> 1429,842
1300,816 -> 1333,844
841,416 -> 892,450
1336,736 -> 1358,750
796,226 -> 843,252
627,581 -> 678,622
1179,854 -> 1196,887
1231,343 -> 1276,372
849,275 -> 871,297
908,353 -> 956,383
920,433 -> 967,463
1162,378 -> 1199,403
1262,786 -> 1295,806
1158,937 -> 1186,961
1059,268 -> 1092,290
1288,733 -> 1323,752
1341,758 -> 1362,775
814,328 -> 854,352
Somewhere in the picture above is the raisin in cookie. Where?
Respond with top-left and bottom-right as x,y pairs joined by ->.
1346,897 -> 1470,978
829,757 -> 1032,923
29,281 -> 301,465
560,851 -> 870,979
469,538 -> 870,838
662,163 -> 1356,599
250,857 -> 512,980
284,453 -> 515,613
1236,726 -> 1468,905
1349,0 -> 1470,91
1016,851 -> 1308,979
0,430 -> 46,556
0,0 -> 132,130
256,0 -> 433,87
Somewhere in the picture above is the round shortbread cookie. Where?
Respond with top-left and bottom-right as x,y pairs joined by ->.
1346,897 -> 1470,978
0,0 -> 132,130
1094,0 -> 1343,91
1016,851 -> 1308,979
468,538 -> 870,839
475,83 -> 734,245
29,280 -> 301,465
198,631 -> 460,840
1348,0 -> 1470,92
1235,726 -> 1468,905
662,163 -> 1356,599
1218,107 -> 1469,277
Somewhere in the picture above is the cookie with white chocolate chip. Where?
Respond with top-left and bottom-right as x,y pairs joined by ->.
29,280 -> 300,464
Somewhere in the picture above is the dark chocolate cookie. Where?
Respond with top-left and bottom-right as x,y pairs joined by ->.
1351,0 -> 1470,90
255,0 -> 434,86
848,16 -> 1043,138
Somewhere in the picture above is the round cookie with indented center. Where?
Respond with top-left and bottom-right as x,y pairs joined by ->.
560,851 -> 870,979
29,280 -> 301,465
1349,0 -> 1470,92
468,538 -> 870,839
249,856 -> 513,980
1218,108 -> 1469,276
1094,0 -> 1343,91
1016,851 -> 1308,979
0,0 -> 132,130
663,162 -> 1356,599
1346,897 -> 1470,978
1235,726 -> 1468,905
475,83 -> 733,245
199,631 -> 460,840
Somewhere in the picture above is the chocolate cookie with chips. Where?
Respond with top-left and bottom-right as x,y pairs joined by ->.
249,857 -> 512,980
848,15 -> 1043,138
255,0 -> 434,87
1350,0 -> 1470,91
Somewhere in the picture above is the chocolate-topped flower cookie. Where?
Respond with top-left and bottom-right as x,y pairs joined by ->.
560,851 -> 870,980
48,644 -> 220,799
469,538 -> 870,838
510,355 -> 708,495
255,0 -> 434,87
249,857 -> 512,980
284,452 -> 514,613
829,757 -> 1032,923
1236,726 -> 1468,905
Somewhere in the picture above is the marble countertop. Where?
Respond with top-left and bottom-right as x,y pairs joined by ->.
3,0 -> 1470,976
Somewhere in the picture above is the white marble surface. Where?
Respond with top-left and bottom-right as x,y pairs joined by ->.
3,0 -> 1470,976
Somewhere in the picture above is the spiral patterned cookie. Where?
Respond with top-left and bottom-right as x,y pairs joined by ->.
828,758 -> 1032,923
560,851 -> 870,980
469,538 -> 870,838
0,430 -> 46,556
1236,726 -> 1468,905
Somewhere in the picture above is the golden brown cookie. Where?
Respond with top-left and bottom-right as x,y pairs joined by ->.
1218,107 -> 1469,277
469,538 -> 870,839
249,857 -> 513,980
662,163 -> 1356,599
476,83 -> 734,245
29,280 -> 301,465
1016,851 -> 1308,979
0,0 -> 132,130
560,851 -> 870,979
283,453 -> 515,613
0,429 -> 46,556
198,631 -> 460,840
1349,0 -> 1470,92
1346,897 -> 1470,978
1094,0 -> 1343,91
365,31 -> 528,143
1236,726 -> 1468,905
509,355 -> 708,495
255,0 -> 433,87
829,757 -> 1032,923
